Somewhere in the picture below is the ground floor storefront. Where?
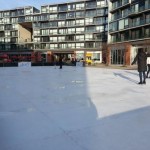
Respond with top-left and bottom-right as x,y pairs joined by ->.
107,40 -> 150,66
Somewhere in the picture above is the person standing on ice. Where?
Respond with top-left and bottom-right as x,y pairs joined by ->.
59,55 -> 63,69
131,48 -> 147,84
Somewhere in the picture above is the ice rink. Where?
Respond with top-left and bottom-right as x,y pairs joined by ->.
0,66 -> 150,150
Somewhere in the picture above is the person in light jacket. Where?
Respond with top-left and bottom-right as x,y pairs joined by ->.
131,48 -> 147,84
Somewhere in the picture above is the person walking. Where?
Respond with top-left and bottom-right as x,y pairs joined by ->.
146,55 -> 150,78
131,48 -> 147,84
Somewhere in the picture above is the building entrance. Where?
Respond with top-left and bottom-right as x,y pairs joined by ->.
111,49 -> 124,65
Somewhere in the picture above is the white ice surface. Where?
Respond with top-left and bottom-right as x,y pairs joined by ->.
0,66 -> 150,150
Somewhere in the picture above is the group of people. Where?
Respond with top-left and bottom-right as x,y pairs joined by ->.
131,48 -> 150,84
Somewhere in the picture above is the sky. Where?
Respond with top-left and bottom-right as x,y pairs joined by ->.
0,0 -> 69,10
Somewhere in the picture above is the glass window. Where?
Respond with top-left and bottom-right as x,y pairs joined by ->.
85,34 -> 93,40
50,44 -> 58,49
59,13 -> 66,19
41,6 -> 49,13
76,19 -> 84,25
59,43 -> 66,49
50,37 -> 57,42
34,37 -> 40,42
50,29 -> 57,34
76,43 -> 84,48
119,19 -> 124,30
97,0 -> 105,7
41,29 -> 49,35
85,18 -> 93,25
86,10 -> 96,17
76,27 -> 84,33
76,3 -> 84,10
49,6 -> 57,12
58,21 -> 65,27
76,35 -> 84,41
76,11 -> 84,18
68,43 -> 75,48
50,14 -> 57,20
68,4 -> 75,10
58,28 -> 66,34
34,29 -> 40,35
68,28 -> 75,33
58,36 -> 65,41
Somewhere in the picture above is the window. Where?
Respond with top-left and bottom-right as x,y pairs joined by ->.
41,36 -> 49,42
41,29 -> 49,35
58,36 -> 65,41
11,31 -> 18,36
49,6 -> 57,12
76,27 -> 84,33
59,44 -> 66,49
67,12 -> 75,18
76,19 -> 84,25
11,18 -> 18,23
97,0 -> 105,7
68,28 -> 75,33
34,15 -> 41,21
58,21 -> 65,27
25,16 -> 33,21
97,8 -> 105,15
85,18 -> 93,25
94,17 -> 105,24
85,34 -> 93,40
34,30 -> 40,35
41,6 -> 49,13
86,10 -> 96,17
76,43 -> 84,48
50,29 -> 57,35
76,3 -> 84,10
67,20 -> 75,26
25,8 -> 32,15
34,37 -> 40,42
66,35 -> 75,41
3,18 -> 10,24
50,21 -> 57,27
59,5 -> 67,11
145,27 -> 150,37
50,44 -> 58,49
68,43 -> 75,48
131,4 -> 139,13
59,13 -> 66,19
0,38 -> 4,43
0,25 -> 4,30
68,4 -> 75,10
50,14 -> 57,20
86,1 -> 96,8
5,38 -> 11,42
97,26 -> 105,32
76,11 -> 84,18
50,37 -> 57,42
12,24 -> 18,30
58,29 -> 66,34
3,11 -> 10,17
76,35 -> 84,41
41,43 -> 49,49
119,19 -> 124,30
5,31 -> 11,37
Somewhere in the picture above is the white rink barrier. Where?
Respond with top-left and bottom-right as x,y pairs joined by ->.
76,62 -> 83,67
18,62 -> 31,67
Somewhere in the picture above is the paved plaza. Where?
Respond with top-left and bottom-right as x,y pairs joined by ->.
0,66 -> 150,150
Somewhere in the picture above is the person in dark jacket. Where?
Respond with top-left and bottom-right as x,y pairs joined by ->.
59,55 -> 63,69
131,48 -> 147,84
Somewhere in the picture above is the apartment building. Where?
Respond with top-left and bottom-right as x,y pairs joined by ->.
107,0 -> 150,66
0,0 -> 108,63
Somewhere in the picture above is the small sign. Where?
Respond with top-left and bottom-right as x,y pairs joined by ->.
18,62 -> 31,67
